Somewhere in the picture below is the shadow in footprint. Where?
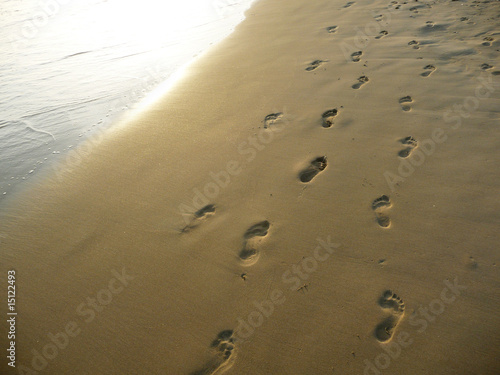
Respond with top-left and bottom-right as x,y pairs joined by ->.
372,195 -> 392,228
239,221 -> 270,265
408,40 -> 420,49
421,64 -> 436,77
398,136 -> 418,158
299,156 -> 327,183
375,30 -> 388,39
482,36 -> 494,46
351,51 -> 362,62
326,25 -> 338,33
374,290 -> 405,343
352,76 -> 369,89
321,109 -> 339,128
182,204 -> 216,232
399,96 -> 413,112
264,113 -> 283,129
306,60 -> 328,71
191,330 -> 236,375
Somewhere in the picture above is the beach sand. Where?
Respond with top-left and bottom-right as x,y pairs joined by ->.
1,0 -> 500,374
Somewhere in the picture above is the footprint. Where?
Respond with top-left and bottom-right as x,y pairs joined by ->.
481,63 -> 493,70
326,25 -> 338,33
408,40 -> 420,49
374,290 -> 405,343
306,60 -> 328,71
398,136 -> 418,158
352,75 -> 369,89
399,96 -> 413,112
351,51 -> 363,62
182,204 -> 216,232
492,71 -> 500,76
239,221 -> 270,265
264,113 -> 283,129
482,36 -> 494,46
299,156 -> 327,183
421,64 -> 436,77
191,330 -> 236,375
372,195 -> 392,228
343,1 -> 355,8
375,30 -> 388,39
321,108 -> 339,128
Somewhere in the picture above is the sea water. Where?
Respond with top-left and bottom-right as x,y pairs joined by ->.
0,0 -> 255,201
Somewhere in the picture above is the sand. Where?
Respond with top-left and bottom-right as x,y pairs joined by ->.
1,0 -> 500,374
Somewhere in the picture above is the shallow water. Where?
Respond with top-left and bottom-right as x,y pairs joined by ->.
0,0 -> 254,200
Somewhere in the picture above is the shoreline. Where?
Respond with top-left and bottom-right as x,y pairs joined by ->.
1,0 -> 499,374
0,0 -> 257,203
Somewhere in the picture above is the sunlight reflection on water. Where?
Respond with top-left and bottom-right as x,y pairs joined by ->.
0,0 -> 254,199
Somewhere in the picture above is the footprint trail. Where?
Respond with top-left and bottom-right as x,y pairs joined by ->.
399,96 -> 413,112
191,330 -> 236,375
352,75 -> 369,89
321,109 -> 338,128
239,221 -> 271,265
374,290 -> 405,343
372,195 -> 392,228
182,204 -> 216,232
398,136 -> 418,158
299,156 -> 327,183
306,60 -> 328,71
421,64 -> 436,77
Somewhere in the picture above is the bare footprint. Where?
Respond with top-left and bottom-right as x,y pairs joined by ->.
239,221 -> 270,265
352,75 -> 369,89
343,1 -> 355,8
398,136 -> 418,158
375,30 -> 388,39
421,64 -> 436,77
408,40 -> 420,49
374,290 -> 405,343
399,96 -> 413,112
321,108 -> 339,128
481,63 -> 493,70
482,36 -> 494,46
326,25 -> 338,33
351,51 -> 363,62
306,60 -> 328,71
299,156 -> 327,183
264,113 -> 283,129
182,204 -> 216,232
191,330 -> 236,375
372,195 -> 392,228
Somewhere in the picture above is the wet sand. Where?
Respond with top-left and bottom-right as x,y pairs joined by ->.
1,0 -> 500,374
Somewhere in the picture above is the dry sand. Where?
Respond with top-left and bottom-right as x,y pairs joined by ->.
1,0 -> 500,374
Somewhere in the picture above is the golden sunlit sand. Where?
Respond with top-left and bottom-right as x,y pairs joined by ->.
1,0 -> 499,374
